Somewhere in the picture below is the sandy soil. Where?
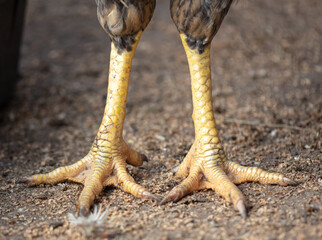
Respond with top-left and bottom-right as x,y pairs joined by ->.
0,0 -> 321,239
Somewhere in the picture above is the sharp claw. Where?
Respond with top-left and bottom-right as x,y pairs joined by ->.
79,206 -> 89,217
160,191 -> 178,205
236,199 -> 247,218
159,196 -> 170,205
283,177 -> 297,186
142,191 -> 162,202
18,177 -> 34,185
17,178 -> 28,184
140,153 -> 148,162
171,166 -> 179,173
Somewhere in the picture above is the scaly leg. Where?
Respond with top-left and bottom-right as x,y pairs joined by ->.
161,34 -> 296,217
23,32 -> 158,216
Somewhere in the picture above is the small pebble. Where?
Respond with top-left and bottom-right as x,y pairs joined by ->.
155,135 -> 166,141
270,129 -> 277,137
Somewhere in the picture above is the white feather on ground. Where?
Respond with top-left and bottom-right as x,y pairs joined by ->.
68,205 -> 109,226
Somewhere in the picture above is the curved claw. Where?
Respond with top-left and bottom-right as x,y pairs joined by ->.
282,177 -> 297,186
18,176 -> 37,186
79,206 -> 90,217
159,186 -> 185,205
142,191 -> 162,202
140,154 -> 148,162
159,192 -> 177,205
236,199 -> 247,218
17,177 -> 31,184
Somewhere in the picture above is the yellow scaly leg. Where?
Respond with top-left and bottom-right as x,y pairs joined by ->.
161,34 -> 296,218
23,32 -> 158,216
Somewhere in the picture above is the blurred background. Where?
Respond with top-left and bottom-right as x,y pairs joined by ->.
0,0 -> 321,239
0,0 -> 26,107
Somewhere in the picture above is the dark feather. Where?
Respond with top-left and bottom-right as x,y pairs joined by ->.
96,0 -> 156,52
170,0 -> 233,53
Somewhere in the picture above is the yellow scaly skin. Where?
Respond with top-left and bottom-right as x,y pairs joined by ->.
161,34 -> 296,217
24,32 -> 158,216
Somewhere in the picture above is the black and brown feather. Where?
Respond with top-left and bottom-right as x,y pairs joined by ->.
170,0 -> 233,53
96,0 -> 156,52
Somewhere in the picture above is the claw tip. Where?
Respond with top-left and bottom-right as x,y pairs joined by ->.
283,177 -> 297,186
18,177 -> 33,185
79,206 -> 89,217
140,154 -> 148,162
160,191 -> 178,206
142,191 -> 161,202
171,166 -> 179,173
159,197 -> 170,206
236,200 -> 247,218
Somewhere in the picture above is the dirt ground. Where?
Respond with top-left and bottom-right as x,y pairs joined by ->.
0,0 -> 321,239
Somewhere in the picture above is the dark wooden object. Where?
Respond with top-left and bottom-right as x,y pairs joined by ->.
0,0 -> 26,107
